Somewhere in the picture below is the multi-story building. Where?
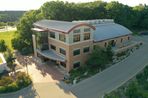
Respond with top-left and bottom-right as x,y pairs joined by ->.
32,19 -> 132,72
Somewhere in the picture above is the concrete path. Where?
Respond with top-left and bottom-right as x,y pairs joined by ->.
71,36 -> 148,98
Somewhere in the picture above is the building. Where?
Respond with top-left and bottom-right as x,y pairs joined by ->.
32,19 -> 132,72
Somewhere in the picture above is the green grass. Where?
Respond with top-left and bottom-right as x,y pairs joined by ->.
0,31 -> 16,51
0,57 -> 2,64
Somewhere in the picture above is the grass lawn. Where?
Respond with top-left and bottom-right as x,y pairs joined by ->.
0,57 -> 2,63
0,31 -> 16,51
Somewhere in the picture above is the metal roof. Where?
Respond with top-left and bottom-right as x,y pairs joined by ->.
37,49 -> 65,62
34,19 -> 95,33
93,23 -> 132,42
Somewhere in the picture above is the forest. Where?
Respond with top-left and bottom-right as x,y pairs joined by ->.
12,1 -> 148,54
0,11 -> 25,22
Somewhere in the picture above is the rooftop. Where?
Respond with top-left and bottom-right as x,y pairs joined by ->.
33,19 -> 95,33
93,23 -> 132,42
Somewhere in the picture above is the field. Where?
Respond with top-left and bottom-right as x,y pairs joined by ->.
0,31 -> 16,51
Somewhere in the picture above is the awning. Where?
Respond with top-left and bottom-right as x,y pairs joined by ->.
37,49 -> 65,62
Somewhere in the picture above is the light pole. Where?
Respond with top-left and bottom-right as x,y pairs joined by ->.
24,57 -> 29,75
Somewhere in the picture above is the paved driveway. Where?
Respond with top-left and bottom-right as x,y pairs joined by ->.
71,36 -> 148,98
28,62 -> 64,83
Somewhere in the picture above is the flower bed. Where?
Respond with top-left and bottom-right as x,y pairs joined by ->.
0,72 -> 32,93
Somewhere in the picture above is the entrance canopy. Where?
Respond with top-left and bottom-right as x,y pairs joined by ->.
37,49 -> 65,62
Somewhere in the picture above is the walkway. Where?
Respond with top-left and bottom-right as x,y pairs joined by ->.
71,36 -> 148,98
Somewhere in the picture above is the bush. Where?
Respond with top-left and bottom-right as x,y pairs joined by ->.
0,72 -> 32,93
0,76 -> 13,86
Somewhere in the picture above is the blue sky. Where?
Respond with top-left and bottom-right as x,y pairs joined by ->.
0,0 -> 148,11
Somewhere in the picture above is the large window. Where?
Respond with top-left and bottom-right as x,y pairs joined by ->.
73,62 -> 80,68
83,47 -> 90,53
59,34 -> 66,42
73,49 -> 80,56
73,34 -> 80,42
60,48 -> 66,55
84,28 -> 90,32
84,33 -> 90,40
50,32 -> 55,38
50,44 -> 56,50
73,29 -> 80,33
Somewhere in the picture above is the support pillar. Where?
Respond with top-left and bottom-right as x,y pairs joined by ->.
32,34 -> 37,57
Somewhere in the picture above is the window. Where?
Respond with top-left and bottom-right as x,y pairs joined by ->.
73,49 -> 80,56
50,32 -> 55,38
121,38 -> 123,43
60,62 -> 66,68
84,28 -> 90,32
73,62 -> 80,68
50,44 -> 56,50
73,29 -> 80,33
84,33 -> 90,40
73,34 -> 80,42
60,48 -> 66,55
83,47 -> 90,53
128,36 -> 130,40
59,34 -> 66,42
104,42 -> 107,47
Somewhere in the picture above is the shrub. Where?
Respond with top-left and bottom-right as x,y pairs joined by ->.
0,72 -> 32,93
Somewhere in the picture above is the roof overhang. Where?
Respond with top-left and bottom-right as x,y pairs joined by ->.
37,49 -> 65,62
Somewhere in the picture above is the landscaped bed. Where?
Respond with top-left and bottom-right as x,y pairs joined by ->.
0,72 -> 32,93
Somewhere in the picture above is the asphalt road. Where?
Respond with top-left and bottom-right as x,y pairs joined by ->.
71,36 -> 148,98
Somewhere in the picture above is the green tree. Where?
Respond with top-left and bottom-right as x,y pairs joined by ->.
125,82 -> 142,98
87,46 -> 113,69
4,49 -> 16,73
0,40 -> 7,52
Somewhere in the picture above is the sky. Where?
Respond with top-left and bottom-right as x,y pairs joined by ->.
0,0 -> 148,11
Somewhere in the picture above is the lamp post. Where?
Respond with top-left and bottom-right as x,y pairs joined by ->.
24,58 -> 29,75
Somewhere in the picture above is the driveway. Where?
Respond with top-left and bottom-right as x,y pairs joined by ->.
28,61 -> 64,83
71,36 -> 148,98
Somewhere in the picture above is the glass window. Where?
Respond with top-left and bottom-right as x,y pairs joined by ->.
60,48 -> 66,55
104,42 -> 107,47
50,32 -> 55,38
59,34 -> 66,42
73,29 -> 80,33
84,28 -> 90,32
121,38 -> 123,43
73,62 -> 80,68
83,47 -> 90,53
50,44 -> 56,50
73,49 -> 80,56
84,33 -> 90,40
73,34 -> 80,42
60,62 -> 66,68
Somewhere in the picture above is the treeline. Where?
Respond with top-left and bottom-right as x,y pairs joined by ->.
12,1 -> 148,55
0,11 -> 25,22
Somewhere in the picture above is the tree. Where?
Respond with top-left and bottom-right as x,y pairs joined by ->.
0,40 -> 7,52
125,82 -> 142,98
87,46 -> 113,69
4,49 -> 16,73
12,10 -> 43,55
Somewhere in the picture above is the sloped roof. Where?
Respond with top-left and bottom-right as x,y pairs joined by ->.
93,23 -> 132,42
34,19 -> 95,33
